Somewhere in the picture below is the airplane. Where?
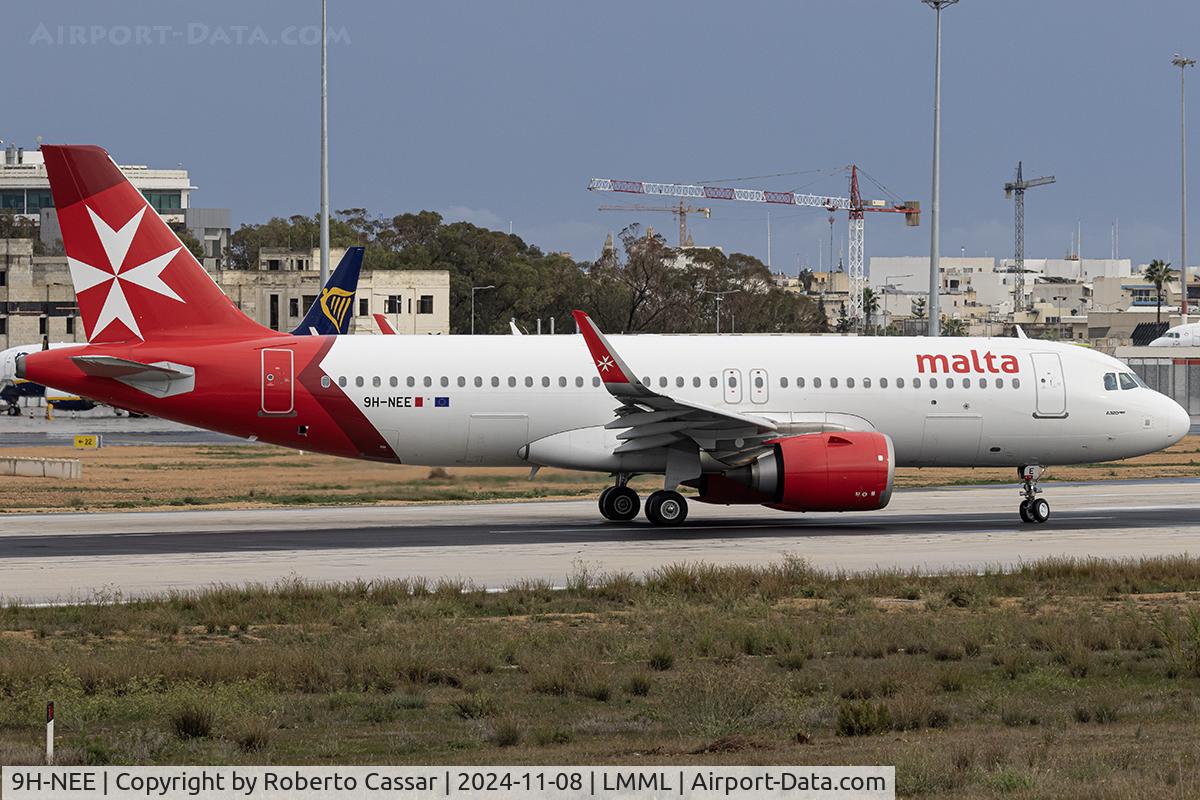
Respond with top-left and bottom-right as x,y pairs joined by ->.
0,245 -> 364,415
17,145 -> 1192,527
1148,321 -> 1200,347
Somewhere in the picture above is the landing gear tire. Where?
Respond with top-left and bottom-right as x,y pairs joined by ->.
1018,500 -> 1032,523
1028,497 -> 1050,524
645,490 -> 688,527
599,485 -> 640,521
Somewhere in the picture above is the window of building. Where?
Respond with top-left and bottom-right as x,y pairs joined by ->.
289,298 -> 300,317
302,295 -> 316,314
38,316 -> 47,335
418,295 -> 434,314
386,295 -> 404,314
65,317 -> 75,335
266,259 -> 281,271
142,191 -> 182,212
359,298 -> 369,317
0,270 -> 6,286
26,191 -> 52,212
0,191 -> 23,211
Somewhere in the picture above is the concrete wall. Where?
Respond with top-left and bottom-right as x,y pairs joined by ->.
0,457 -> 81,479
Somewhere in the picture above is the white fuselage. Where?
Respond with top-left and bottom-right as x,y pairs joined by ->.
316,334 -> 1190,470
1149,322 -> 1200,347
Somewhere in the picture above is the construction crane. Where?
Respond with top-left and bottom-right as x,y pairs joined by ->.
1004,161 -> 1055,313
588,167 -> 919,325
596,200 -> 711,247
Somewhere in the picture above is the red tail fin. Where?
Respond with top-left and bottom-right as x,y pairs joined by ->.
42,145 -> 271,343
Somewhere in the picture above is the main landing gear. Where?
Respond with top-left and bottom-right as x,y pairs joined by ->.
598,478 -> 689,526
1017,465 -> 1050,524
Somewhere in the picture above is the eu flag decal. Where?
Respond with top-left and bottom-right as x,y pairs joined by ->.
434,396 -> 451,408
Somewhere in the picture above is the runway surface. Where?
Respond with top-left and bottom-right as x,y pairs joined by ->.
1,479 -> 1198,603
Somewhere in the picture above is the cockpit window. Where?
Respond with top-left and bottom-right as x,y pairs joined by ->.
1103,373 -> 1118,391
1119,373 -> 1138,390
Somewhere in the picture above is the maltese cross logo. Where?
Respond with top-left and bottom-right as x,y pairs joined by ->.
67,205 -> 183,340
596,356 -> 615,372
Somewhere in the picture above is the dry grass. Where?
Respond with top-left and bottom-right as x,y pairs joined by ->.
2,435 -> 1199,513
0,557 -> 1199,798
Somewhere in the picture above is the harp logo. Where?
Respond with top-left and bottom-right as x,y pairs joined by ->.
320,287 -> 354,330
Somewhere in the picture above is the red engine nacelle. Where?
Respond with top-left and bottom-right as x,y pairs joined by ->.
697,431 -> 895,513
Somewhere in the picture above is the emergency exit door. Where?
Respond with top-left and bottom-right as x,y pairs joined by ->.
1030,352 -> 1067,418
261,348 -> 294,415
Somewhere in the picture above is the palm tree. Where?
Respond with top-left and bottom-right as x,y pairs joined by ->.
861,286 -> 880,331
1142,259 -> 1176,323
940,315 -> 968,336
798,268 -> 815,293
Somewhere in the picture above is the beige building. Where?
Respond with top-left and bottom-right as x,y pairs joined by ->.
0,239 -> 86,349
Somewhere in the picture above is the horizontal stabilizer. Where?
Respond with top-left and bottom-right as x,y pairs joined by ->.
72,355 -> 190,379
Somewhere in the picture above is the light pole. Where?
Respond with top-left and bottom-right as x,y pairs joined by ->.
702,289 -> 741,334
1052,294 -> 1067,339
471,285 -> 495,335
1173,54 -> 1195,324
922,0 -> 959,337
318,0 -> 330,287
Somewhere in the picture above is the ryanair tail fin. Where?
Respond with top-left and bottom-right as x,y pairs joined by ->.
291,246 -> 364,335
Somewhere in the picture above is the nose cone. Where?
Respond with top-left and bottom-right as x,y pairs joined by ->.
1166,397 -> 1191,444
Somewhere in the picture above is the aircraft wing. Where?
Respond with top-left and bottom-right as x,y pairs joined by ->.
571,310 -> 778,465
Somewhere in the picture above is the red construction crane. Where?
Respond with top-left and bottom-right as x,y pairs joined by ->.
589,166 -> 919,325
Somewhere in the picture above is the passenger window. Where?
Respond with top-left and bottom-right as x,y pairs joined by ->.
321,376 -> 331,389
846,378 -> 855,388
457,377 -> 466,387
879,378 -> 887,388
1012,378 -> 1020,389
542,377 -> 551,387
676,377 -> 685,388
814,377 -> 822,388
659,377 -> 668,388
929,378 -> 938,388
913,378 -> 921,388
355,376 -> 364,388
575,377 -> 584,387
440,377 -> 449,388
830,377 -> 839,388
693,377 -> 701,388
1119,373 -> 1137,390
508,377 -> 517,388
946,378 -> 954,388
423,377 -> 432,387
896,377 -> 904,388
491,377 -> 499,387
709,377 -> 718,388
525,377 -> 534,387
863,377 -> 871,388
390,377 -> 398,388
338,376 -> 347,387
780,377 -> 789,388
797,377 -> 806,388
475,377 -> 483,388
558,376 -> 567,387
593,377 -> 601,387
754,375 -> 764,389
978,378 -> 986,388
727,375 -> 736,388
406,376 -> 415,388
995,378 -> 1003,388
372,376 -> 381,388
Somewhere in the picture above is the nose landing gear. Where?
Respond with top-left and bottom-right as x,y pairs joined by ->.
1017,465 -> 1050,524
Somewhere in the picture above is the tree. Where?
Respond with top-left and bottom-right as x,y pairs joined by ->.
940,315 -> 967,336
168,222 -> 205,261
798,268 -> 815,293
1143,259 -> 1175,324
861,286 -> 879,332
912,295 -> 927,320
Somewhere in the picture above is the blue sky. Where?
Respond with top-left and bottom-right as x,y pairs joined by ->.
6,1 -> 1199,271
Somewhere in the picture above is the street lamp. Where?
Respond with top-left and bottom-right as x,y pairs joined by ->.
922,0 -> 960,337
702,289 -> 741,334
1052,294 -> 1067,339
1173,54 -> 1195,324
470,285 -> 495,335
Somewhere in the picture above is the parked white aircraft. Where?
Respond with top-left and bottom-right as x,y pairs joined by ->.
20,144 -> 1193,529
1148,322 -> 1200,347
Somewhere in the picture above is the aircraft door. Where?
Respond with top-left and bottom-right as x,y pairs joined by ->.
723,369 -> 742,404
261,348 -> 294,415
1030,352 -> 1067,418
749,368 -> 769,404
